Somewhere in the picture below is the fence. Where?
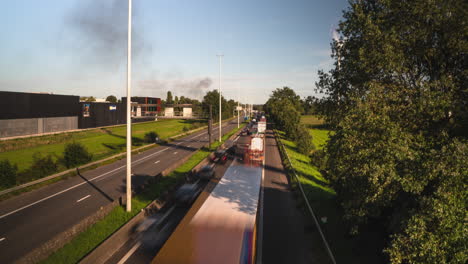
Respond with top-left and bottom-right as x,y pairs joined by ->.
0,116 -> 78,138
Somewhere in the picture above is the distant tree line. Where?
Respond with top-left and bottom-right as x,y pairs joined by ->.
162,90 -> 239,120
315,0 -> 467,263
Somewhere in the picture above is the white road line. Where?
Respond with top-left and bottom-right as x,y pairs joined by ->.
0,237 -> 5,242
0,147 -> 170,220
173,152 -> 178,155
76,195 -> 91,203
117,241 -> 142,264
156,205 -> 176,226
187,145 -> 191,147
0,125 -> 235,220
154,160 -> 160,164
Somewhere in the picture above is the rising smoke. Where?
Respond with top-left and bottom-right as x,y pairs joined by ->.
139,77 -> 213,100
65,0 -> 151,69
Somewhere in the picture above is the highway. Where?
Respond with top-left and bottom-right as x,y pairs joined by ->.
106,128 -> 318,264
0,120 -> 239,263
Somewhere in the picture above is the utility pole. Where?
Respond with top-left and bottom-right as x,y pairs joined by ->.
237,101 -> 239,128
126,0 -> 132,212
216,54 -> 223,142
208,104 -> 212,149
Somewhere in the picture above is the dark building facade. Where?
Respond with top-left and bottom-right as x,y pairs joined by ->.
0,91 -> 80,119
78,102 -> 126,129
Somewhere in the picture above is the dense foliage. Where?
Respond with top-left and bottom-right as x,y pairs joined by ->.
316,0 -> 467,263
265,87 -> 314,154
62,142 -> 93,168
0,160 -> 17,189
105,95 -> 117,103
202,90 -> 239,120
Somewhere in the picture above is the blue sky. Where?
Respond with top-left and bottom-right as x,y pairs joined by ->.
0,0 -> 348,104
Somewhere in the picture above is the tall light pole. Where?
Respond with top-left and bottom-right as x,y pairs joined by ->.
237,101 -> 239,128
216,54 -> 223,142
126,0 -> 132,212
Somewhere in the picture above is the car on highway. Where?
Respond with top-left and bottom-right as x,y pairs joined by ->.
197,165 -> 215,180
174,183 -> 200,206
211,149 -> 228,164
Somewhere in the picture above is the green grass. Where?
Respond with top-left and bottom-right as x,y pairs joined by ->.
277,124 -> 377,264
41,125 -> 243,264
300,115 -> 324,126
0,119 -> 206,180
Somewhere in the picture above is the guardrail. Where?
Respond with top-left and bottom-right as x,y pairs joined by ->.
273,129 -> 337,264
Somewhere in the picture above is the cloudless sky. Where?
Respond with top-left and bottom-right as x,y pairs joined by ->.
0,0 -> 348,104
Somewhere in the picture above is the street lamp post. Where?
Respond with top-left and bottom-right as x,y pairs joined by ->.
216,54 -> 223,142
126,0 -> 132,212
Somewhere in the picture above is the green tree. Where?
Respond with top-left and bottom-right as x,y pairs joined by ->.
106,95 -> 117,103
0,160 -> 17,189
62,142 -> 93,168
166,91 -> 173,105
202,90 -> 229,120
316,0 -> 468,262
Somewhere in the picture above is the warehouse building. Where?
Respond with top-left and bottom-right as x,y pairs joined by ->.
0,91 -> 161,138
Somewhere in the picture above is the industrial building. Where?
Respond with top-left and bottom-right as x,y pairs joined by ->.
0,91 -> 161,138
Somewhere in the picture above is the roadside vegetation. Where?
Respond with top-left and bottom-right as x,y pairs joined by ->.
42,125 -> 242,264
0,119 -> 206,190
275,116 -> 380,263
312,0 -> 466,263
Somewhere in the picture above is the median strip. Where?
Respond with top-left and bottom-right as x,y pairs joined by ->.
38,124 -> 244,264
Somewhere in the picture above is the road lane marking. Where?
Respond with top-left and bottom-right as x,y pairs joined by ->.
154,160 -> 160,164
173,152 -> 178,155
0,147 -> 171,220
76,195 -> 91,203
0,125 -> 236,220
187,145 -> 191,147
117,241 -> 141,264
0,238 -> 5,242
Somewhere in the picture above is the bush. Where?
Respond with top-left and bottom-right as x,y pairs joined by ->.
183,126 -> 190,132
144,131 -> 159,143
0,159 -> 17,189
295,125 -> 315,155
31,153 -> 58,178
310,149 -> 327,171
62,142 -> 93,168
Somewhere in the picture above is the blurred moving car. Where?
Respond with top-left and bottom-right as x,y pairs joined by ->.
197,165 -> 215,180
174,183 -> 200,206
211,149 -> 228,164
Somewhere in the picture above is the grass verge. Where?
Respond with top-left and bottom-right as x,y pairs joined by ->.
0,119 -> 206,173
41,124 -> 243,264
276,125 -> 379,264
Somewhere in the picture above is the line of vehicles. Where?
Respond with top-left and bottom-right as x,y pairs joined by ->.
159,116 -> 267,263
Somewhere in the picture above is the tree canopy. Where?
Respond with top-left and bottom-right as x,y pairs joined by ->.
105,95 -> 117,103
316,0 -> 467,262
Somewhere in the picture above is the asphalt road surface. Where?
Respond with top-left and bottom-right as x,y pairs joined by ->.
104,154 -> 237,264
0,120 -> 239,263
107,128 -> 319,264
262,129 -> 317,264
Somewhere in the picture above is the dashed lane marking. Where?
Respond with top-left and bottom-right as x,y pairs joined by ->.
154,160 -> 160,164
0,238 -> 5,242
117,241 -> 141,264
76,195 -> 91,203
